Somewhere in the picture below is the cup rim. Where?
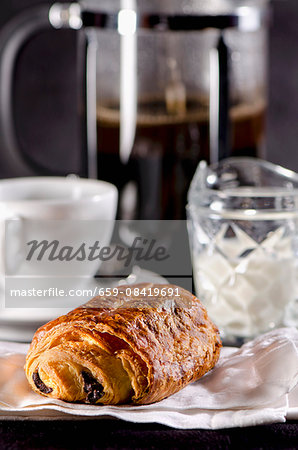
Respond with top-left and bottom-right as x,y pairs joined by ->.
0,176 -> 118,204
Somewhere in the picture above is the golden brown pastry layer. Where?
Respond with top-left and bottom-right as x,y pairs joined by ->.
25,284 -> 221,405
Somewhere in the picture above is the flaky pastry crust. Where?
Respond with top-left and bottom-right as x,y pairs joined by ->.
25,284 -> 221,405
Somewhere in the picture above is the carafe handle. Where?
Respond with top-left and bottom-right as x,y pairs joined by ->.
0,3 -> 92,178
0,5 -> 53,176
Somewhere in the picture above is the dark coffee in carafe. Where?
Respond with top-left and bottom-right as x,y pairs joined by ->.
97,96 -> 265,219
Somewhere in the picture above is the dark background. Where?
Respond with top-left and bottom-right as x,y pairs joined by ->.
0,0 -> 297,175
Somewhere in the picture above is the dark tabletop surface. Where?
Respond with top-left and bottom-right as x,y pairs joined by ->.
1,419 -> 298,450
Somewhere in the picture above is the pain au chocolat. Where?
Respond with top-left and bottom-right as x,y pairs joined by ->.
25,284 -> 221,405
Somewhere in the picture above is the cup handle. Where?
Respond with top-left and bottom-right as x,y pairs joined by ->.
4,215 -> 25,276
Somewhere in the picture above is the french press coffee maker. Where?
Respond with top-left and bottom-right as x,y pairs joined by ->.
0,0 -> 270,219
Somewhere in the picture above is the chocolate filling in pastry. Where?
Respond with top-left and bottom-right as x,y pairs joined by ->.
82,371 -> 104,404
32,371 -> 53,394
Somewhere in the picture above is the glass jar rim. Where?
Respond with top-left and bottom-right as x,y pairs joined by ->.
187,157 -> 298,217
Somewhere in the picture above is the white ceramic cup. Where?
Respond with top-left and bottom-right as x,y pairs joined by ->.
0,176 -> 118,340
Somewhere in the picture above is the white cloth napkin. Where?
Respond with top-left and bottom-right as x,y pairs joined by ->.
0,328 -> 298,429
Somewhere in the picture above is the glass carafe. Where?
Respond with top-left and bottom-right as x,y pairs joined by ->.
0,0 -> 270,219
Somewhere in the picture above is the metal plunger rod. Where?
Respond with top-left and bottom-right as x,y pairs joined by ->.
209,33 -> 230,163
